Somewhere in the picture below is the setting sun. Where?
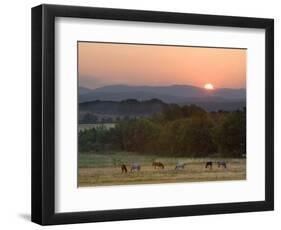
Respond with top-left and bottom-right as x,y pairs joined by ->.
204,83 -> 214,90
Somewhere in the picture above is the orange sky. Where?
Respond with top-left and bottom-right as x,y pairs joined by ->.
78,42 -> 246,89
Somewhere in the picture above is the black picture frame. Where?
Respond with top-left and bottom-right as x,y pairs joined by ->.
31,4 -> 274,225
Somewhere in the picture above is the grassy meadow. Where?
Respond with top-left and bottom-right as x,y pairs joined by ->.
78,152 -> 246,187
78,123 -> 116,131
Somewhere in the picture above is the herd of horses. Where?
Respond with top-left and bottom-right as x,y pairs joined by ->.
120,160 -> 227,173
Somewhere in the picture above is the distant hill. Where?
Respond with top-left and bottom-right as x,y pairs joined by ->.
79,84 -> 246,104
78,99 -> 245,124
79,86 -> 94,95
80,99 -> 168,117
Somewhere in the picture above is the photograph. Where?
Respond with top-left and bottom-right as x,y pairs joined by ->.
29,3 -> 275,225
30,3 -> 274,225
78,42 -> 247,187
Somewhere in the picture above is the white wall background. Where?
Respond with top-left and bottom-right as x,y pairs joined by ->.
0,0 -> 279,229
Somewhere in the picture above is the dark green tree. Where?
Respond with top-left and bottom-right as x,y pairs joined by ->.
213,111 -> 246,157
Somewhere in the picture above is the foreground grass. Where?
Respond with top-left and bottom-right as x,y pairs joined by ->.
78,152 -> 246,187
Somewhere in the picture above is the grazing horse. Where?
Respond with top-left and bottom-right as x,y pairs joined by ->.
205,161 -> 213,169
152,161 -> 165,169
217,161 -> 227,168
175,163 -> 186,170
131,163 -> 141,172
121,164 -> 128,173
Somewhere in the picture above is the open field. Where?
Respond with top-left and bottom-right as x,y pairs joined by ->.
78,152 -> 246,187
78,123 -> 116,131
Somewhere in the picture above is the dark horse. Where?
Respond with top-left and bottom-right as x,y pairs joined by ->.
152,161 -> 165,169
205,161 -> 213,169
121,164 -> 128,173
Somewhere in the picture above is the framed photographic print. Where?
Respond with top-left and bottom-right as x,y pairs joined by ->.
31,4 -> 274,225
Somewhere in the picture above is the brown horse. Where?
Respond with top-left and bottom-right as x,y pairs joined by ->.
152,161 -> 165,169
121,164 -> 128,173
205,161 -> 213,169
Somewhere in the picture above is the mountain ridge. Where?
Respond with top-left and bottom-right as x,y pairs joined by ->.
79,84 -> 246,103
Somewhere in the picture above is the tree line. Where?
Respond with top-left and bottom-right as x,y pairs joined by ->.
79,104 -> 246,158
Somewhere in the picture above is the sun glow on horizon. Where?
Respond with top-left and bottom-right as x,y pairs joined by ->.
204,83 -> 214,90
79,42 -> 246,89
